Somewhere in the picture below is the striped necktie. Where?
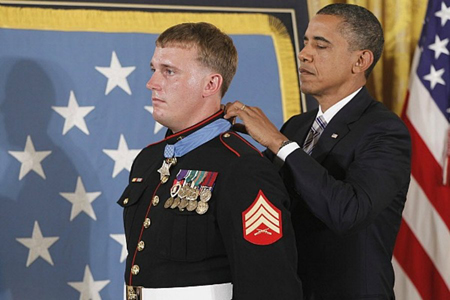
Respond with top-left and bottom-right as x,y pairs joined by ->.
302,115 -> 327,155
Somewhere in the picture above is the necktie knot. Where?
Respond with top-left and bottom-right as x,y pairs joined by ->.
303,115 -> 327,155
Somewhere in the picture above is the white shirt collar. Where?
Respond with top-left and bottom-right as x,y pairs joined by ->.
317,87 -> 362,123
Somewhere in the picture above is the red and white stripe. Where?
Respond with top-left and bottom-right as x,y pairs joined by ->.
393,47 -> 450,300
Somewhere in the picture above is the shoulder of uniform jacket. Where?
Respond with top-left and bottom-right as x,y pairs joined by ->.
219,131 -> 263,158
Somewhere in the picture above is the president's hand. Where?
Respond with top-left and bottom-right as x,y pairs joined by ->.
224,101 -> 288,153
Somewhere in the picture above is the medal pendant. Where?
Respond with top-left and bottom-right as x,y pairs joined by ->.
170,182 -> 182,198
170,197 -> 181,209
186,200 -> 198,212
200,189 -> 212,202
164,197 -> 174,209
186,188 -> 196,201
179,198 -> 189,209
196,201 -> 209,215
178,186 -> 187,199
157,158 -> 177,183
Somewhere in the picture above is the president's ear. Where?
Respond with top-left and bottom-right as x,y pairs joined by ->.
352,50 -> 374,74
203,73 -> 223,98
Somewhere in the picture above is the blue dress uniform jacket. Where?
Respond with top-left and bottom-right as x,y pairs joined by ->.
118,111 -> 303,299
273,88 -> 411,300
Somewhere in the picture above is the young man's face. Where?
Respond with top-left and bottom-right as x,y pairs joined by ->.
147,45 -> 211,133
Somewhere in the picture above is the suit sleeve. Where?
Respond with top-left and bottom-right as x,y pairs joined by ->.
215,154 -> 303,300
283,114 -> 411,235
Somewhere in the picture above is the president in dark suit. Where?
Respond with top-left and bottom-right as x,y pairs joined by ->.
225,3 -> 411,300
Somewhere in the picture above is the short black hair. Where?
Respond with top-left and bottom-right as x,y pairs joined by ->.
317,3 -> 384,78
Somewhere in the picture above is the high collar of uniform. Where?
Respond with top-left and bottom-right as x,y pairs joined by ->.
162,110 -> 226,145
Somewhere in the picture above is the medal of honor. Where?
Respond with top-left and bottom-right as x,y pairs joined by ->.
157,158 -> 177,183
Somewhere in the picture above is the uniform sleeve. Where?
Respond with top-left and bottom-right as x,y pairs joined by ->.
215,154 -> 303,300
283,115 -> 411,235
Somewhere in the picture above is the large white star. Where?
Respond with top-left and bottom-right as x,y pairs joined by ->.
8,135 -> 51,180
103,134 -> 141,178
16,221 -> 59,267
110,234 -> 127,263
144,105 -> 165,134
68,265 -> 110,300
60,176 -> 101,221
95,51 -> 136,95
428,35 -> 449,59
423,65 -> 446,89
52,91 -> 95,135
435,2 -> 450,26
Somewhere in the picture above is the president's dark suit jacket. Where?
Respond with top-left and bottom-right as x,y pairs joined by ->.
277,87 -> 411,300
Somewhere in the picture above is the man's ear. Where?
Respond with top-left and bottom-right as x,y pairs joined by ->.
203,73 -> 223,98
352,50 -> 374,74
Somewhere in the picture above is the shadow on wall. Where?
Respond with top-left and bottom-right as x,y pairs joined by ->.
0,58 -> 93,299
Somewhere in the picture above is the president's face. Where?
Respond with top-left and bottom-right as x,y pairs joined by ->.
298,14 -> 359,98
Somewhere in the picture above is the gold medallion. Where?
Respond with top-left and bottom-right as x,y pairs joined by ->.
200,189 -> 212,202
164,197 -> 174,209
186,200 -> 198,212
196,201 -> 209,215
170,197 -> 181,209
179,198 -> 189,209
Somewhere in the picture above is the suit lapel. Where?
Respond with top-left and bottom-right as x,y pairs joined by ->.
311,87 -> 374,163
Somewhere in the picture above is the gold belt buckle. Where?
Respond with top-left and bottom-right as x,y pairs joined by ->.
126,285 -> 142,300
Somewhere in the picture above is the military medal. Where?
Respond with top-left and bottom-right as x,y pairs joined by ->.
165,178 -> 183,209
196,201 -> 209,215
186,200 -> 198,211
179,198 -> 189,209
170,197 -> 181,209
199,172 -> 218,203
157,157 -> 177,183
164,197 -> 174,208
199,188 -> 212,202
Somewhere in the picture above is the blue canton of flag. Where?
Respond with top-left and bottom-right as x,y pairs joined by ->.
416,0 -> 450,118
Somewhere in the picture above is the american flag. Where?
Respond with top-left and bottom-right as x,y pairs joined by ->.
0,6 -> 293,299
393,0 -> 450,299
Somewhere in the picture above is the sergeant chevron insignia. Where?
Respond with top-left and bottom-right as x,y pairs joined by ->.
242,190 -> 282,245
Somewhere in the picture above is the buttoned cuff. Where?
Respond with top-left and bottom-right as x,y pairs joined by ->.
277,142 -> 300,162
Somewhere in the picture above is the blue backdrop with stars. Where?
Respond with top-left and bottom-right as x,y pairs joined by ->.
0,11 -> 292,300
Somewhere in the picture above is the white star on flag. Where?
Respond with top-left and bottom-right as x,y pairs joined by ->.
110,234 -> 127,263
68,265 -> 110,300
52,90 -> 95,135
423,65 -> 446,89
428,35 -> 449,59
103,134 -> 141,178
145,105 -> 165,134
435,2 -> 450,26
16,221 -> 59,267
60,176 -> 101,221
95,51 -> 136,95
8,135 -> 51,180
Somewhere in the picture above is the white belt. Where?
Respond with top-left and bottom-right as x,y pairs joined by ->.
125,282 -> 232,300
